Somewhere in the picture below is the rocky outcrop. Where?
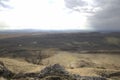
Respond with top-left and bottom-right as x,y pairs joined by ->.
0,61 -> 14,78
0,62 -> 107,80
37,64 -> 74,80
37,64 -> 107,80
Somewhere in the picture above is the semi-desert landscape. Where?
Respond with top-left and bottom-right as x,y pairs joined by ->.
1,0 -> 120,79
0,31 -> 120,80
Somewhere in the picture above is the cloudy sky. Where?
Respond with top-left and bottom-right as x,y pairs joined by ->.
0,0 -> 120,31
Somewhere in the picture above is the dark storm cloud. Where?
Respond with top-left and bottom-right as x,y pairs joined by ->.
88,0 -> 120,31
64,0 -> 97,13
64,0 -> 120,31
64,0 -> 92,12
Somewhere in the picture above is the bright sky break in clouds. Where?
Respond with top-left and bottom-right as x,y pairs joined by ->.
0,0 -> 94,30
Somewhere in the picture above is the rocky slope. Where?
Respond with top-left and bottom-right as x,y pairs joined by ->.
0,62 -> 107,80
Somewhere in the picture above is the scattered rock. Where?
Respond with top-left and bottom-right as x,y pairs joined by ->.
108,71 -> 120,78
0,61 -> 14,78
0,62 -> 107,80
80,76 -> 107,80
37,64 -> 107,80
39,64 -> 69,76
37,64 -> 74,80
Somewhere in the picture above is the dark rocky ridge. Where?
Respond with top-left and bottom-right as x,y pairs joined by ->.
0,62 -> 107,80
37,64 -> 107,80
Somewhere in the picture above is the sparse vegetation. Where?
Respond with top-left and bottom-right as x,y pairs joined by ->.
105,37 -> 120,45
0,32 -> 120,80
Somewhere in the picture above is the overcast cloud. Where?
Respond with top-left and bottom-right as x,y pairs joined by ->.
64,0 -> 120,31
89,0 -> 120,31
0,0 -> 120,31
0,0 -> 10,9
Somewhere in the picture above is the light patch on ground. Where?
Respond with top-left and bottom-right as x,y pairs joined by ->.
0,58 -> 44,73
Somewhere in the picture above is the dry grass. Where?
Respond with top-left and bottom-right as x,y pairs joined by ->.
42,51 -> 120,69
0,58 -> 44,73
74,53 -> 120,69
41,51 -> 120,78
0,34 -> 26,39
0,77 -> 6,80
67,68 -> 120,77
0,51 -> 120,79
105,37 -> 120,45
41,52 -> 79,67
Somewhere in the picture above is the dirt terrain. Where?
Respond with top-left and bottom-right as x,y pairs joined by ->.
0,31 -> 120,80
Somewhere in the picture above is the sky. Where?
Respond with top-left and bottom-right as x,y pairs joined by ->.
0,0 -> 120,31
